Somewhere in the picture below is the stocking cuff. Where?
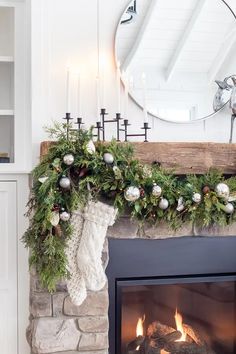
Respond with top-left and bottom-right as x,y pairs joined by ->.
84,201 -> 117,226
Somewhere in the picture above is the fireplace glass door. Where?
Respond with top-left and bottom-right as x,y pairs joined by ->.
116,275 -> 236,354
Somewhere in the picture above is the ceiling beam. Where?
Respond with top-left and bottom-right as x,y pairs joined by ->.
166,0 -> 207,82
208,28 -> 236,82
122,0 -> 158,72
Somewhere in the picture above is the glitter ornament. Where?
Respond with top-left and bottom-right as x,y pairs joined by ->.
60,211 -> 70,221
159,198 -> 169,210
223,203 -> 234,214
192,193 -> 202,203
152,184 -> 162,197
103,152 -> 114,164
176,197 -> 185,212
215,183 -> 230,200
63,154 -> 74,166
59,176 -> 71,189
124,186 -> 140,202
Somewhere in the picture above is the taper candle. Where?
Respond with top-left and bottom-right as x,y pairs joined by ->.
76,73 -> 81,117
96,76 -> 101,121
66,67 -> 71,113
142,73 -> 148,123
116,61 -> 121,113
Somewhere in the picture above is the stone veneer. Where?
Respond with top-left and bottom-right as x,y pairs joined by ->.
27,216 -> 236,354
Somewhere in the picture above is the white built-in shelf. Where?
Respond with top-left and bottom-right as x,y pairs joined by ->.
0,56 -> 14,63
0,110 -> 14,116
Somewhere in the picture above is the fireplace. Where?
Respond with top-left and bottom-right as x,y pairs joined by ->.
117,276 -> 236,354
106,237 -> 236,354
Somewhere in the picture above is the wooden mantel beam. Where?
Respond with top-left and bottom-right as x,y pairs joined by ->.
40,141 -> 236,175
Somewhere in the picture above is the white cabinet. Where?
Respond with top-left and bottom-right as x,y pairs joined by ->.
0,1 -> 31,172
0,181 -> 17,353
0,176 -> 30,354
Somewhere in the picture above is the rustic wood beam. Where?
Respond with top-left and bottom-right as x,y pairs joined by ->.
40,141 -> 236,174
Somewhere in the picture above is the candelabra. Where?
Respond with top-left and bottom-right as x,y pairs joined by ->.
62,108 -> 151,142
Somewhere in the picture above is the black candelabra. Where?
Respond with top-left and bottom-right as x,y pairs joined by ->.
62,108 -> 151,142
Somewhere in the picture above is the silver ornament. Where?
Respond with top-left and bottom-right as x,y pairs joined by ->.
124,186 -> 140,202
159,198 -> 169,210
50,211 -> 60,226
59,176 -> 71,189
86,140 -> 96,154
223,202 -> 234,214
215,183 -> 230,200
60,211 -> 70,221
177,197 -> 185,212
38,176 -> 48,184
103,152 -> 114,164
192,193 -> 201,203
152,184 -> 162,197
63,153 -> 74,166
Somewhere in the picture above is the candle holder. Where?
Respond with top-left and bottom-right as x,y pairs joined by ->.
63,113 -> 74,139
100,108 -> 116,141
122,119 -> 151,142
94,121 -> 103,141
75,117 -> 84,131
115,113 -> 123,142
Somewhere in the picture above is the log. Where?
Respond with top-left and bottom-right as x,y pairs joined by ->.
40,141 -> 236,174
154,330 -> 182,348
127,335 -> 145,351
183,324 -> 205,346
164,341 -> 208,354
147,321 -> 175,339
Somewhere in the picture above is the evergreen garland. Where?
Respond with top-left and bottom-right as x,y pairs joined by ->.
22,123 -> 236,291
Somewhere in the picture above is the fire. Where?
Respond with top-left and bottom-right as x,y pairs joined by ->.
136,316 -> 144,337
136,316 -> 145,350
174,308 -> 187,342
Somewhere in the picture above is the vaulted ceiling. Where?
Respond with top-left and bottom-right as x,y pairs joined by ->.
116,0 -> 236,82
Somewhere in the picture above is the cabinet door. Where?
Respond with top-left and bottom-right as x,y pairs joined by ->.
0,182 -> 17,354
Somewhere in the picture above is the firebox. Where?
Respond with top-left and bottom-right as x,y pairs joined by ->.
117,275 -> 236,354
106,237 -> 236,354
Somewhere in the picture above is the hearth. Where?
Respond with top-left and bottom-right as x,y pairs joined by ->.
106,237 -> 236,354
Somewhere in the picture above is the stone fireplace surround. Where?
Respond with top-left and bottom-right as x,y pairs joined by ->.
27,215 -> 236,354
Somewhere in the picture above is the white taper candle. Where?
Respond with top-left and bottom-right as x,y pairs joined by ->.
66,67 -> 71,113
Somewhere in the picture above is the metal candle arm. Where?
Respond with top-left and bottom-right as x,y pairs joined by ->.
62,108 -> 151,142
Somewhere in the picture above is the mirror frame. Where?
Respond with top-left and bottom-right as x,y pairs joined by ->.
115,0 -> 236,124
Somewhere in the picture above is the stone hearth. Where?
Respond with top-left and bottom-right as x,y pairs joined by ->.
27,216 -> 236,354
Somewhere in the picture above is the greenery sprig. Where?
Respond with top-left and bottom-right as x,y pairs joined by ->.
22,123 -> 236,291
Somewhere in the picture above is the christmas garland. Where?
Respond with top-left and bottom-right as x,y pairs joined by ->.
22,123 -> 236,291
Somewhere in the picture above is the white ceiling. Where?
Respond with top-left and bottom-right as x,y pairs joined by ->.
116,0 -> 236,81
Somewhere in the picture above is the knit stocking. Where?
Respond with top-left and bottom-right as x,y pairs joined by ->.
65,208 -> 87,306
77,201 -> 117,292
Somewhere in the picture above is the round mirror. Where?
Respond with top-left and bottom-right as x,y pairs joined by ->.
115,0 -> 236,123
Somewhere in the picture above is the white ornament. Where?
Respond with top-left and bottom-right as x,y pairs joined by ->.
59,176 -> 71,189
223,203 -> 234,214
177,197 -> 185,212
152,184 -> 162,197
159,198 -> 169,210
215,183 -> 230,200
86,140 -> 96,154
124,186 -> 140,202
192,193 -> 201,203
63,153 -> 74,166
60,211 -> 70,221
50,211 -> 60,226
38,176 -> 48,184
103,152 -> 114,164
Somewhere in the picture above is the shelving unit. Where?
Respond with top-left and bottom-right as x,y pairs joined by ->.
0,6 -> 14,163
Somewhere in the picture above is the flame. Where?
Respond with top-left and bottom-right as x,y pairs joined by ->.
136,316 -> 145,350
174,309 -> 187,342
136,317 -> 144,337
